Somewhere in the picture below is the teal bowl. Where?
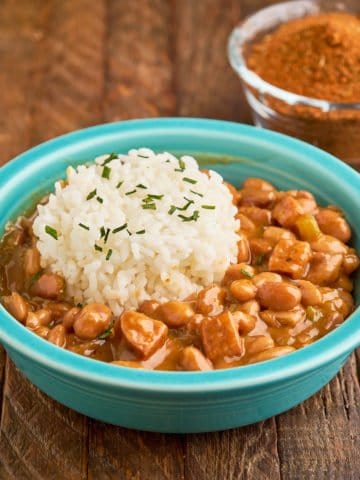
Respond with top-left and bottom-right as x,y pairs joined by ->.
0,118 -> 359,433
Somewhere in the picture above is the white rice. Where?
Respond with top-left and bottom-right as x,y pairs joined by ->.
33,148 -> 240,315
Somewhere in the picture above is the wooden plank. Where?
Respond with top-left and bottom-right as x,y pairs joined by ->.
0,0 -> 106,478
103,0 -> 176,121
276,352 -> 360,480
87,2 -> 184,479
185,419 -> 281,480
176,0 -> 251,123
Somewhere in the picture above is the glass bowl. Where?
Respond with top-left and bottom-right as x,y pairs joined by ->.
228,0 -> 360,165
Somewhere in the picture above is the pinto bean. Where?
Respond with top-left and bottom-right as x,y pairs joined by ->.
342,251 -> 360,275
196,284 -> 226,316
36,326 -> 50,339
178,346 -> 213,371
73,303 -> 112,340
63,307 -> 81,330
34,309 -> 52,326
235,213 -> 257,235
260,306 -> 305,327
48,324 -> 66,347
235,300 -> 260,316
24,247 -> 41,278
310,235 -> 347,255
296,280 -> 322,306
248,346 -> 295,364
138,300 -> 161,319
252,272 -> 282,288
159,301 -> 194,327
307,252 -> 343,285
46,302 -> 71,318
272,195 -> 304,228
30,273 -> 65,300
333,275 -> 353,292
316,208 -> 351,243
232,311 -> 256,334
237,237 -> 251,263
239,188 -> 275,208
230,279 -> 257,303
263,226 -> 296,245
257,282 -> 301,311
245,335 -> 274,355
242,177 -> 275,191
120,311 -> 168,359
2,292 -> 28,323
223,264 -> 255,284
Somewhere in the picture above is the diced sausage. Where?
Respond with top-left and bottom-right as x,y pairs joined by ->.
73,303 -> 112,340
159,301 -> 194,327
296,280 -> 322,306
30,273 -> 65,300
242,177 -> 275,191
238,206 -> 272,226
239,188 -> 275,208
235,213 -> 257,235
263,226 -> 296,245
316,208 -> 351,243
48,324 -> 66,347
200,312 -> 243,362
120,311 -> 168,359
2,291 -> 28,323
269,239 -> 312,279
272,195 -> 304,228
196,284 -> 226,316
248,346 -> 295,364
249,238 -> 273,256
178,346 -> 213,371
256,282 -> 301,311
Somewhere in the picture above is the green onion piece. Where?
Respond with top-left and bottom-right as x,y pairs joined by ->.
201,205 -> 216,210
136,229 -> 146,234
147,194 -> 164,200
176,200 -> 193,211
137,154 -> 149,158
102,165 -> 111,179
255,254 -> 265,266
106,249 -> 113,261
96,196 -> 103,204
79,223 -> 90,231
86,189 -> 97,200
116,181 -> 123,189
30,270 -> 42,286
136,184 -> 147,189
125,189 -> 137,196
100,226 -> 106,238
104,228 -> 111,243
183,177 -> 197,184
45,225 -> 58,240
126,229 -> 132,236
193,210 -> 199,221
94,244 -> 103,252
97,319 -> 114,339
76,303 -> 83,308
190,189 -> 203,197
168,205 -> 177,215
142,204 -> 156,210
113,223 -> 128,233
240,268 -> 253,278
102,153 -> 117,166
178,210 -> 199,222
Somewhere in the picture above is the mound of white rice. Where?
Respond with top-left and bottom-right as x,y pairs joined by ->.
33,148 -> 239,314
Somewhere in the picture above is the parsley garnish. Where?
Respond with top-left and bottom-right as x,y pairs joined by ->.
102,153 -> 117,166
255,254 -> 265,266
147,194 -> 164,200
178,210 -> 199,222
126,229 -> 132,236
30,270 -> 42,286
240,268 -> 253,278
136,229 -> 146,234
168,205 -> 177,215
116,181 -> 123,189
79,223 -> 90,231
86,189 -> 97,200
136,184 -> 147,189
201,205 -> 215,210
96,196 -> 103,204
102,165 -> 111,179
125,189 -> 137,196
94,244 -> 103,252
100,226 -> 106,238
142,204 -> 156,210
104,228 -> 110,243
45,225 -> 58,240
113,223 -> 128,233
106,249 -> 113,261
190,189 -> 203,197
97,319 -> 114,339
183,177 -> 197,184
175,158 -> 186,172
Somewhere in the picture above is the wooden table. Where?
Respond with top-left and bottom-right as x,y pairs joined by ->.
0,1 -> 359,479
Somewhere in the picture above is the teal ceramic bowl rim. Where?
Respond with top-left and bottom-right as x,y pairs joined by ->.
0,118 -> 359,393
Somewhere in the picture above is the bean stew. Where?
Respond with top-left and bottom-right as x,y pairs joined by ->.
1,177 -> 358,371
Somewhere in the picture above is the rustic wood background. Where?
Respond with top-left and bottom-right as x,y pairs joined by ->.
0,1 -> 359,479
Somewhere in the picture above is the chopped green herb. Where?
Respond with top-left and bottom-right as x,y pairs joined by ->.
79,223 -> 90,231
178,210 -> 199,222
136,229 -> 146,234
183,177 -> 197,184
125,189 -> 137,196
116,181 -> 123,189
255,254 -> 265,266
168,205 -> 177,215
137,154 -> 149,158
97,319 -> 114,339
100,226 -> 106,238
136,184 -> 147,189
174,158 -> 186,172
106,249 -> 113,261
45,225 -> 58,240
126,229 -> 132,236
102,165 -> 111,179
165,159 -> 171,163
142,203 -> 156,210
102,153 -> 117,166
96,196 -> 103,204
147,194 -> 164,200
201,205 -> 216,210
86,189 -> 97,200
176,200 -> 194,211
94,244 -> 103,252
30,270 -> 42,286
113,223 -> 128,233
104,228 -> 110,243
240,268 -> 253,278
190,189 -> 203,197
76,303 -> 83,308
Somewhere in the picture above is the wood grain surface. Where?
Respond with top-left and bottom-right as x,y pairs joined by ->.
0,1 -> 359,479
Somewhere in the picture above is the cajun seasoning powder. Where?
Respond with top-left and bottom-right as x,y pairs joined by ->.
245,12 -> 360,164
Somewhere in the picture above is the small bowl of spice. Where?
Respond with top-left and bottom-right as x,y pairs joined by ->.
228,0 -> 360,166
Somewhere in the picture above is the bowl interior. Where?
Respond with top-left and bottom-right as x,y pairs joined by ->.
0,118 -> 359,389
